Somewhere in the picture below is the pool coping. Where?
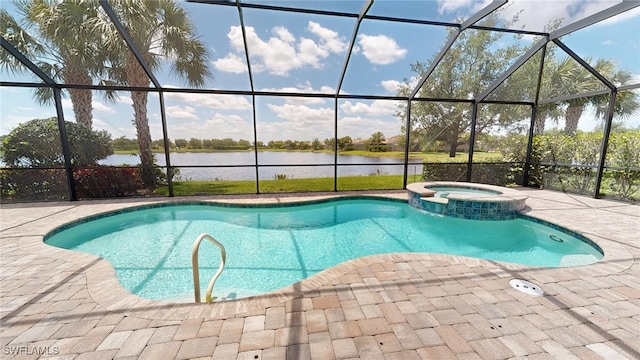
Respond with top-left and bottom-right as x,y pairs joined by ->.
10,189 -> 636,322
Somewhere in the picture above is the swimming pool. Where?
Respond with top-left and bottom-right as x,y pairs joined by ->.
45,198 -> 603,302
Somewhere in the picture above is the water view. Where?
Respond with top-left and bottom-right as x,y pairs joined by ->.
99,152 -> 424,181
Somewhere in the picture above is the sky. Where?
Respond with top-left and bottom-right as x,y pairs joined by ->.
1,0 -> 639,143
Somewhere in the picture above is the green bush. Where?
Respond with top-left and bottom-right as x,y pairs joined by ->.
0,168 -> 69,201
421,161 -> 519,186
1,167 -> 146,202
2,117 -> 112,167
74,167 -> 144,199
601,131 -> 640,201
499,131 -> 639,200
422,163 -> 468,182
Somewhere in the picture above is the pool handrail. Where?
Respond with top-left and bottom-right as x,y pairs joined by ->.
192,233 -> 226,303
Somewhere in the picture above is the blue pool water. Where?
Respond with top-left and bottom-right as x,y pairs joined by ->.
45,198 -> 603,301
427,186 -> 500,198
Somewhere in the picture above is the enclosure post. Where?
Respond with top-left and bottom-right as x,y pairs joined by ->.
525,44 -> 547,187
159,92 -> 173,197
333,98 -> 338,192
594,90 -> 617,199
403,100 -> 412,189
524,105 -> 537,187
466,102 -> 478,182
53,88 -> 77,201
235,0 -> 259,194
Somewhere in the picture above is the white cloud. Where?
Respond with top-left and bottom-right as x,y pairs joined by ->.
93,101 -> 116,114
258,103 -> 335,141
273,26 -> 296,43
93,119 -> 137,139
596,6 -> 640,27
117,96 -> 133,105
436,0 -> 475,15
381,80 -> 402,93
229,25 -> 301,75
166,105 -> 198,120
298,37 -> 329,68
256,120 -> 331,142
340,100 -> 399,116
498,0 -> 628,32
338,116 -> 401,140
260,82 -> 334,104
164,92 -> 251,110
358,34 -> 407,65
436,0 -> 637,32
223,22 -> 346,76
62,98 -> 115,114
165,113 -> 253,140
307,21 -> 347,53
213,53 -> 247,74
381,76 -> 421,94
267,103 -> 334,124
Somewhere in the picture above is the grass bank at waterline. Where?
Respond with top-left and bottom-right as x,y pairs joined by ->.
153,174 -> 415,195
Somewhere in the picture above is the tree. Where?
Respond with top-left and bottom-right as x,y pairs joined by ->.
311,138 -> 322,150
368,132 -> 386,152
338,136 -> 353,151
97,0 -> 212,185
2,117 -> 112,167
188,138 -> 202,149
1,2 -> 115,128
112,136 -> 138,151
537,57 -> 639,135
397,14 -> 530,157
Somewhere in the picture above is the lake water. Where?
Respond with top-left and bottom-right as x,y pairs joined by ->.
99,152 -> 424,181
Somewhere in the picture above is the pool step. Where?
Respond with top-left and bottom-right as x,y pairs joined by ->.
422,196 -> 448,204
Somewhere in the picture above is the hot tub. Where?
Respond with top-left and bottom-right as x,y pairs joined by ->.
406,182 -> 528,220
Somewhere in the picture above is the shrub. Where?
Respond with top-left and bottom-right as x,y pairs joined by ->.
73,167 -> 144,198
0,168 -> 69,201
2,117 -> 112,167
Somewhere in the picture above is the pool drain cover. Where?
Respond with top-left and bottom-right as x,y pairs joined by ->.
509,279 -> 543,296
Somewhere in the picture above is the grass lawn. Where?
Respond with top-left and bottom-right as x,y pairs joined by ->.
153,174 -> 418,196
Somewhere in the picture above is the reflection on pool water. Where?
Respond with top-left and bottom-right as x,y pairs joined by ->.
45,198 -> 603,302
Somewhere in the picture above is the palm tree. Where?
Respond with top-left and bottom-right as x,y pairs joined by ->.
95,0 -> 211,185
589,59 -> 639,129
544,57 -> 597,135
541,56 -> 639,135
1,1 -> 114,128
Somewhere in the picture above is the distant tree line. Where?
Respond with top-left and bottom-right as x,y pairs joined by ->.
109,134 -> 391,152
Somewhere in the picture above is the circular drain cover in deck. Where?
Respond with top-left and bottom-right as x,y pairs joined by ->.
509,279 -> 543,296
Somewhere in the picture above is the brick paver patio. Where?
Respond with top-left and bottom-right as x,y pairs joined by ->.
1,188 -> 639,359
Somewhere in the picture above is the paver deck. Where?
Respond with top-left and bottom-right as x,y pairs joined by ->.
1,188 -> 639,359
